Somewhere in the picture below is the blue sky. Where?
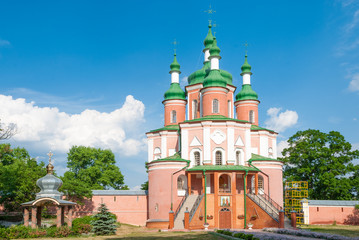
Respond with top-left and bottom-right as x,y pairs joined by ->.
0,0 -> 358,189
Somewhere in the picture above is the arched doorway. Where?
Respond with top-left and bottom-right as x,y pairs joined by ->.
219,208 -> 231,229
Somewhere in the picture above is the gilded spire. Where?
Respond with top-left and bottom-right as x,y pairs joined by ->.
46,151 -> 54,175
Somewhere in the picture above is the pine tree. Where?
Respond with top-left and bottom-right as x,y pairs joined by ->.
91,203 -> 117,235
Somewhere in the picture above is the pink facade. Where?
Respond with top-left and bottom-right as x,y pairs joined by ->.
303,200 -> 359,225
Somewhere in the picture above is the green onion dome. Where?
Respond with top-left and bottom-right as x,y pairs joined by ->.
240,54 -> 252,75
235,84 -> 258,101
187,62 -> 233,86
208,37 -> 221,58
164,83 -> 186,100
203,70 -> 227,88
170,54 -> 181,73
203,24 -> 214,50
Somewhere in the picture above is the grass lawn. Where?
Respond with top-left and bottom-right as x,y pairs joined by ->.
301,224 -> 359,238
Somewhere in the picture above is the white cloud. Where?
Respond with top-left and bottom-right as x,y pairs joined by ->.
0,94 -> 146,156
131,185 -> 142,191
0,39 -> 10,47
277,140 -> 289,158
264,107 -> 298,133
349,73 -> 359,91
345,9 -> 359,33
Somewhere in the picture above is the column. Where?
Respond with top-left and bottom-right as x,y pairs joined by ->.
214,172 -> 219,228
31,207 -> 37,229
255,173 -> 258,195
23,208 -> 29,227
36,206 -> 42,227
169,211 -> 174,229
231,172 -> 236,228
279,210 -> 285,228
202,173 -> 205,195
61,206 -> 65,225
56,206 -> 62,227
291,211 -> 297,229
184,209 -> 189,229
188,173 -> 192,194
68,206 -> 73,228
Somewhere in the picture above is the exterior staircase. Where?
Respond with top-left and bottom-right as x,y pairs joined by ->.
247,193 -> 282,222
173,194 -> 198,229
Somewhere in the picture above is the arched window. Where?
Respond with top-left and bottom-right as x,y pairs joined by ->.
194,151 -> 200,166
177,176 -> 185,190
249,110 -> 254,123
213,99 -> 219,113
236,151 -> 241,165
268,147 -> 273,158
171,110 -> 177,123
192,100 -> 198,119
258,175 -> 264,193
215,151 -> 222,165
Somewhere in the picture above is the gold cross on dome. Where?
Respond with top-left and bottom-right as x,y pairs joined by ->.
47,151 -> 53,164
172,39 -> 179,54
204,4 -> 216,24
204,4 -> 216,15
244,41 -> 249,54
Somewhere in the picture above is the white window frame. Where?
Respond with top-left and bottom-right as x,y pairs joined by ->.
212,99 -> 219,113
212,147 -> 225,165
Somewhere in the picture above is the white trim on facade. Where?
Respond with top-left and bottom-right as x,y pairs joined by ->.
161,136 -> 167,158
148,138 -> 153,162
181,129 -> 189,160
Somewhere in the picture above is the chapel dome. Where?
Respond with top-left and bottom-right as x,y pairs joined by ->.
36,163 -> 63,200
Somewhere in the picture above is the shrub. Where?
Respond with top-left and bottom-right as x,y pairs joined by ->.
223,230 -> 233,236
72,215 -> 93,234
91,203 -> 117,236
233,232 -> 246,238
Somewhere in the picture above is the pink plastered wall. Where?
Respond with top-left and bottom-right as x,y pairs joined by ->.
91,195 -> 148,226
309,206 -> 358,225
201,88 -> 229,117
257,164 -> 283,207
148,162 -> 187,221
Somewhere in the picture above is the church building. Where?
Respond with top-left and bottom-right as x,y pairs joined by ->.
145,23 -> 283,229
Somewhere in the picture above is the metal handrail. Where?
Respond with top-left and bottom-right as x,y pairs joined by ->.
260,192 -> 283,211
189,194 -> 203,222
174,192 -> 188,220
247,193 -> 280,222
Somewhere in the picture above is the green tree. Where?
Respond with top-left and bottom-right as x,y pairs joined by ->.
91,203 -> 117,235
0,144 -> 46,211
60,146 -> 127,200
281,129 -> 359,200
141,161 -> 148,190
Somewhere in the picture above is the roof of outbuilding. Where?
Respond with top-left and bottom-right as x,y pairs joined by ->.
92,190 -> 148,196
307,200 -> 359,206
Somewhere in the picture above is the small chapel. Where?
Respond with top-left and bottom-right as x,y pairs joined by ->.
145,23 -> 284,229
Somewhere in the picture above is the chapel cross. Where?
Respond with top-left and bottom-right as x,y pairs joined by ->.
172,39 -> 179,54
47,151 -> 53,164
244,42 -> 249,54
